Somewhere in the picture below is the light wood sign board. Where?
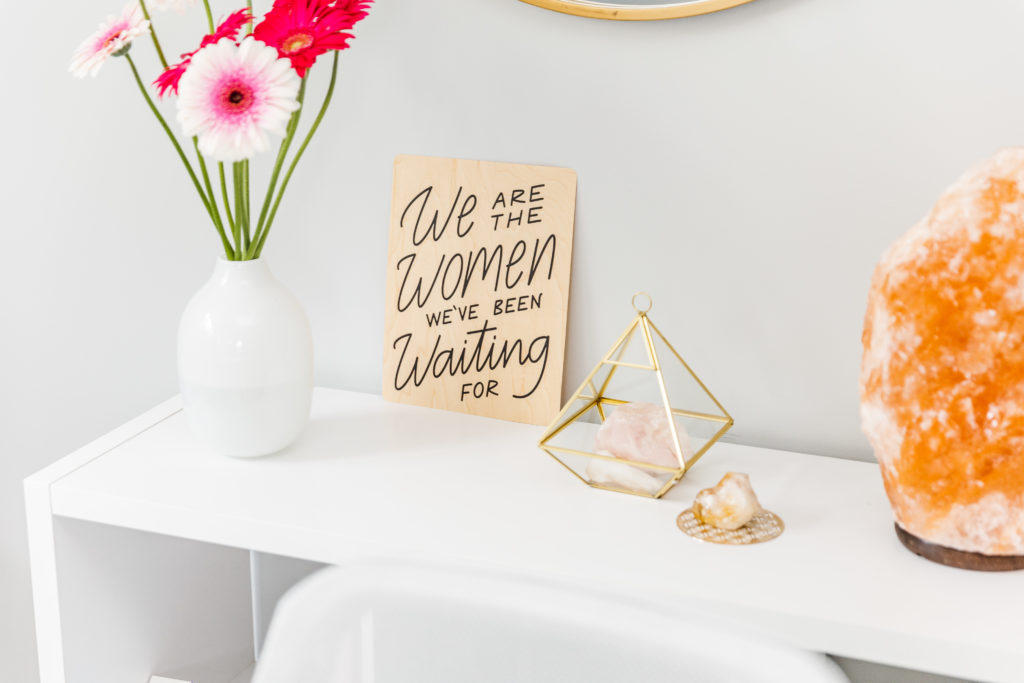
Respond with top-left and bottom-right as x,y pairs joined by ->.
383,155 -> 577,425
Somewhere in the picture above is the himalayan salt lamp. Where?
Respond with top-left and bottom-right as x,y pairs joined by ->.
594,402 -> 691,469
861,148 -> 1024,567
693,472 -> 761,530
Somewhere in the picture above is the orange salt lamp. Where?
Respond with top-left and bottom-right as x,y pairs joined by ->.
861,149 -> 1024,570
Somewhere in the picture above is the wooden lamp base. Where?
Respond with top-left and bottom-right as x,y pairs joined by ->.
895,524 -> 1024,571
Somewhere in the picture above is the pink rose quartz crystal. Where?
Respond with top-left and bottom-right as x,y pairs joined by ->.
860,148 -> 1024,555
594,402 -> 691,469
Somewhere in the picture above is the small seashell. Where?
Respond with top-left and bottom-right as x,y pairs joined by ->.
586,451 -> 666,496
692,472 -> 762,530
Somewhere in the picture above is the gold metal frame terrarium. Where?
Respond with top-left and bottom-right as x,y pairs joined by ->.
539,294 -> 733,499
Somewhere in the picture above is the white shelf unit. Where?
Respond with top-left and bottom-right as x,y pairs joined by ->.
26,388 -> 1024,683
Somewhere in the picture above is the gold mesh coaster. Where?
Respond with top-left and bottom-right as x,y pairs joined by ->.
676,508 -> 784,545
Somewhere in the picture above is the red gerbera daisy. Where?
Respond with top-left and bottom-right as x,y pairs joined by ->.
254,0 -> 373,77
200,8 -> 252,47
154,8 -> 252,98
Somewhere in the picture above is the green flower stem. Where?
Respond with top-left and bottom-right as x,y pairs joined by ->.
193,137 -> 228,243
138,0 -> 169,70
242,160 -> 251,253
233,162 -> 244,254
202,0 -> 216,33
219,163 -> 236,235
253,55 -> 339,259
246,0 -> 254,34
192,143 -> 226,259
124,54 -> 233,259
149,0 -> 223,254
250,77 -> 308,255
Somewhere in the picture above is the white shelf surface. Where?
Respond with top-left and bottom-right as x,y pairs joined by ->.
226,664 -> 255,683
150,664 -> 253,683
39,388 -> 1024,682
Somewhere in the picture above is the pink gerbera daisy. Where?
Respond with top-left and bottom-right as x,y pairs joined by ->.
155,9 -> 251,98
176,37 -> 301,162
254,0 -> 373,77
70,2 -> 151,78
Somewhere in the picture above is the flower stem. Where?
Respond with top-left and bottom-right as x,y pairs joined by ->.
253,54 -> 339,259
138,0 -> 169,70
233,162 -> 244,254
246,0 -> 254,34
193,137 -> 228,242
250,77 -> 307,256
124,54 -> 233,259
202,0 -> 216,32
242,160 -> 251,253
219,163 -> 236,235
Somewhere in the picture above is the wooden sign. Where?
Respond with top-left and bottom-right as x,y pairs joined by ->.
383,155 -> 577,425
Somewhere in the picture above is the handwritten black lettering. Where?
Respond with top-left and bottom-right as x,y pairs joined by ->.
396,252 -> 441,313
391,321 -> 549,399
396,239 -> 557,311
505,241 -> 526,289
528,234 -> 556,283
401,186 -> 476,246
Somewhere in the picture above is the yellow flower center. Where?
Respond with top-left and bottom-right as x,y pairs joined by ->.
281,32 -> 314,54
103,30 -> 126,49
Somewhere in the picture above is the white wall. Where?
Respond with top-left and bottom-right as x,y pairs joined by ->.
4,0 -> 1023,680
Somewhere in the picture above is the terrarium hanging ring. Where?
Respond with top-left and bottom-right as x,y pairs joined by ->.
632,291 -> 653,314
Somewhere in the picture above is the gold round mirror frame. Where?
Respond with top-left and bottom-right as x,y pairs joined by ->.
520,0 -> 755,21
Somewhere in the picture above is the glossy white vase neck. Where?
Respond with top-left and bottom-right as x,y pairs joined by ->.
210,256 -> 271,286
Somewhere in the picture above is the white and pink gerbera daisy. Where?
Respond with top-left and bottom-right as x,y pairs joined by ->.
70,2 -> 150,78
176,37 -> 301,163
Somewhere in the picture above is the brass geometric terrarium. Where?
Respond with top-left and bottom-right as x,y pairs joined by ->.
539,294 -> 733,499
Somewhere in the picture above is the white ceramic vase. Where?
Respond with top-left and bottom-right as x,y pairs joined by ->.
178,258 -> 313,457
